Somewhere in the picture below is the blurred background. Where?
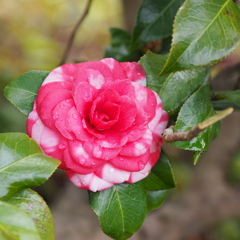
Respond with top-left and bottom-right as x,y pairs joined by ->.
1,1 -> 240,239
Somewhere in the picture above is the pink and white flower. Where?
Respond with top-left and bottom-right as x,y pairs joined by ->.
27,58 -> 168,192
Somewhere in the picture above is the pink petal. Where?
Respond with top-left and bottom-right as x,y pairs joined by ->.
110,150 -> 150,172
53,99 -> 75,140
120,62 -> 146,85
67,171 -> 113,192
83,141 -> 121,160
37,89 -> 72,129
120,129 -> 153,157
95,163 -> 130,184
101,58 -> 128,80
42,63 -> 81,86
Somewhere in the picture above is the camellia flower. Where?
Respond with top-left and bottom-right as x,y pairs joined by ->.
27,58 -> 168,192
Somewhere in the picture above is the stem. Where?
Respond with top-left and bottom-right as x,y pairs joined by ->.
59,0 -> 93,66
163,108 -> 234,143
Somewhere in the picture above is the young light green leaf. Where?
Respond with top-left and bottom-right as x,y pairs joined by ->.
160,0 -> 240,75
131,0 -> 184,49
146,190 -> 169,213
193,151 -> 202,165
141,150 -> 175,191
6,189 -> 54,240
170,84 -> 220,151
0,201 -> 41,240
211,90 -> 240,110
4,70 -> 49,116
0,133 -> 60,200
89,182 -> 147,240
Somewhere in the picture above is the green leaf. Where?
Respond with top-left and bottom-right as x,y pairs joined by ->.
160,0 -> 240,75
4,71 -> 49,116
105,28 -> 134,62
6,189 -> 54,240
193,151 -> 202,165
139,51 -> 206,115
146,190 -> 169,213
170,84 -> 220,151
131,0 -> 185,49
0,133 -> 60,200
141,150 -> 175,191
159,68 -> 206,115
0,201 -> 41,240
139,51 -> 167,93
211,90 -> 240,110
89,182 -> 147,240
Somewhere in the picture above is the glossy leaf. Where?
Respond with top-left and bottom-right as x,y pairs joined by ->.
89,182 -> 147,240
139,51 -> 167,93
193,151 -> 202,165
0,201 -> 41,240
146,190 -> 169,213
131,0 -> 184,49
6,189 -> 54,240
0,133 -> 60,200
159,68 -> 206,115
160,0 -> 240,75
105,28 -> 134,62
170,84 -> 220,151
4,70 -> 49,116
140,51 -> 206,115
141,150 -> 176,191
211,90 -> 240,110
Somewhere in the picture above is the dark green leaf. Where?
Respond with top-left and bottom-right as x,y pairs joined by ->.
160,0 -> 240,75
0,201 -> 41,240
89,182 -> 147,240
6,189 -> 54,240
141,150 -> 175,191
146,190 -> 169,213
0,133 -> 60,200
139,51 -> 167,93
211,90 -> 240,110
105,28 -> 134,62
4,71 -> 49,116
139,51 -> 206,115
131,0 -> 184,49
159,68 -> 206,115
170,84 -> 220,150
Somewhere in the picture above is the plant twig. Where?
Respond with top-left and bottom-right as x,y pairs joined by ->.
163,108 -> 234,143
59,0 -> 93,66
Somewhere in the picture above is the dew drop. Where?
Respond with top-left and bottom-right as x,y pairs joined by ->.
72,113 -> 78,119
53,113 -> 59,119
81,180 -> 87,186
109,168 -> 114,173
60,102 -> 65,108
119,157 -> 124,161
138,161 -> 145,170
138,124 -> 146,130
79,158 -> 86,165
58,144 -> 66,150
92,162 -> 96,167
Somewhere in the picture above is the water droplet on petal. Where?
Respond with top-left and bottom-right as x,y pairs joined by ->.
79,158 -> 86,165
72,113 -> 78,119
109,168 -> 114,173
138,161 -> 145,170
138,124 -> 146,130
60,102 -> 65,108
82,180 -> 87,186
92,162 -> 96,167
58,144 -> 66,150
119,157 -> 124,161
53,113 -> 59,119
